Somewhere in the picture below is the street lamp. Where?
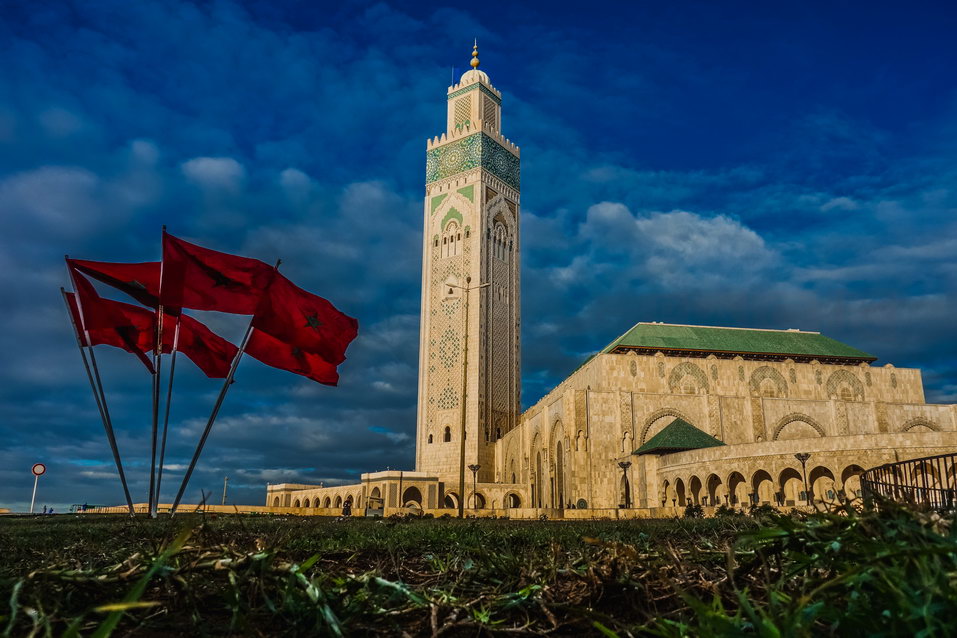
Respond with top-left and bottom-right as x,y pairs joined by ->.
468,464 -> 481,511
448,276 -> 490,519
618,460 -> 632,508
794,452 -> 812,506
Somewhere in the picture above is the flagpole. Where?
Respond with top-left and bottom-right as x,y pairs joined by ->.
170,259 -> 281,516
169,320 -> 253,515
148,306 -> 164,518
154,315 -> 181,512
60,286 -> 135,515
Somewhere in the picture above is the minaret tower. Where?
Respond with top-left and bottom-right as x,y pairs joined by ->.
415,44 -> 521,488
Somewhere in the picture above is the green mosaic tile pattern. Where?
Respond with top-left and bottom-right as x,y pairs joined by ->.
603,324 -> 874,360
430,194 -> 448,213
426,133 -> 519,190
447,82 -> 501,104
634,418 -> 725,456
457,185 -> 474,202
441,207 -> 463,229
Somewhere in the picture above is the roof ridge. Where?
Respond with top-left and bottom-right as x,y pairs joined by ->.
638,322 -> 821,335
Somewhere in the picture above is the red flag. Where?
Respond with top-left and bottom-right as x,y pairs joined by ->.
65,291 -> 89,347
69,271 -> 155,372
66,290 -> 238,378
251,273 -> 358,365
68,259 -> 161,309
167,314 -> 239,378
246,329 -> 339,386
160,232 -> 275,314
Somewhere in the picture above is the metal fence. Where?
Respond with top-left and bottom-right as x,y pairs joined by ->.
861,452 -> 957,510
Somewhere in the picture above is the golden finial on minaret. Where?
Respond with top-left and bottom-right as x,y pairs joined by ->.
470,39 -> 480,69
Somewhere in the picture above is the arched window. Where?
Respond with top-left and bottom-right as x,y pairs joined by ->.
443,426 -> 451,442
492,223 -> 509,262
428,434 -> 434,443
441,222 -> 461,258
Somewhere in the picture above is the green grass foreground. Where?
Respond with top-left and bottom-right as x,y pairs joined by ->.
0,505 -> 955,636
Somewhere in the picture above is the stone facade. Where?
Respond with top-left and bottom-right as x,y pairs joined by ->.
265,50 -> 957,517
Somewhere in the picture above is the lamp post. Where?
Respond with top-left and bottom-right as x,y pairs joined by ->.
618,460 -> 632,508
794,452 -> 812,506
468,464 -> 481,511
448,276 -> 489,519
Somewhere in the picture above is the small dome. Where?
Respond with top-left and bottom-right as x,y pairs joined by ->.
459,68 -> 489,84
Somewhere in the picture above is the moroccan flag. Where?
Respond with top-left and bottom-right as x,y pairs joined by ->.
68,259 -> 161,309
245,328 -> 339,386
66,289 -> 237,378
160,232 -> 275,314
162,314 -> 239,379
69,269 -> 155,371
251,273 -> 358,365
66,285 -> 155,373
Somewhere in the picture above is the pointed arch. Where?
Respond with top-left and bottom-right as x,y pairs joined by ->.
749,366 -> 789,398
826,369 -> 864,401
901,417 -> 940,432
667,362 -> 710,394
484,193 -> 515,229
639,408 -> 693,444
772,413 -> 826,440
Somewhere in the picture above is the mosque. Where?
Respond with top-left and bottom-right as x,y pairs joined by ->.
266,47 -> 957,517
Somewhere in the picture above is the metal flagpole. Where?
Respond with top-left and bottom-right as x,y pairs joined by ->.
169,320 -> 253,515
154,315 -> 181,512
169,259 -> 281,516
60,285 -> 135,515
148,304 -> 164,518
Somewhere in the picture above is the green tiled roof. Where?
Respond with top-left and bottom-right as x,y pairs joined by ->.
604,323 -> 875,361
634,418 -> 726,456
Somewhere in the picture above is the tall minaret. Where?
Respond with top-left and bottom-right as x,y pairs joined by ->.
415,43 -> 521,487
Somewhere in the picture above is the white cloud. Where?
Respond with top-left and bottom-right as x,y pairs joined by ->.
181,156 -> 245,190
820,196 -> 859,212
576,203 -> 774,288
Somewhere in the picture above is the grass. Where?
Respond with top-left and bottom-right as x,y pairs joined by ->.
0,504 -> 954,636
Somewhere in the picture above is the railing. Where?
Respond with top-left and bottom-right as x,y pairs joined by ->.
861,452 -> 957,510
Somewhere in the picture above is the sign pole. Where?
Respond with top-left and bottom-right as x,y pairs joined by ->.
30,463 -> 46,514
30,474 -> 38,514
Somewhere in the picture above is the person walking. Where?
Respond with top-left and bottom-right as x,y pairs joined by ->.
342,498 -> 352,517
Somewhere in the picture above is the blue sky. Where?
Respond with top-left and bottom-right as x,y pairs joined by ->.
1,0 -> 955,510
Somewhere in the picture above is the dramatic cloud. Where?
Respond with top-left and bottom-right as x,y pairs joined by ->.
0,0 -> 955,510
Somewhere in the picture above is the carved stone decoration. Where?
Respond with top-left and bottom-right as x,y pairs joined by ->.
890,373 -> 898,389
876,402 -> 889,433
825,369 -> 865,401
667,361 -> 710,394
771,413 -> 827,440
789,368 -> 797,383
835,401 -> 849,435
707,395 -> 720,438
815,369 -> 823,385
630,360 -> 637,376
749,366 -> 789,398
738,365 -> 745,381
711,365 -> 718,381
619,391 -> 633,437
574,390 -> 587,435
750,397 -> 766,442
639,408 -> 693,444
901,417 -> 940,432
865,371 -> 872,386
657,361 -> 665,378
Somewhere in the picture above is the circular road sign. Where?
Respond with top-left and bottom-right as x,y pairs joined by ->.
32,463 -> 46,477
